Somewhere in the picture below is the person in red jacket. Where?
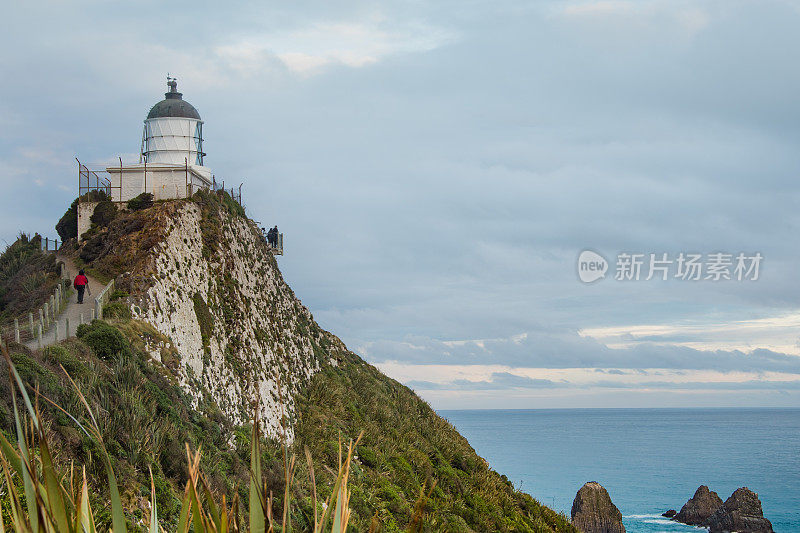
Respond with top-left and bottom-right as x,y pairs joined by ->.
74,270 -> 89,304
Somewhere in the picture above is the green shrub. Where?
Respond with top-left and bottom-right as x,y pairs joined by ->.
10,351 -> 58,390
90,201 -> 118,228
76,320 -> 130,360
126,193 -> 154,211
80,233 -> 107,262
56,198 -> 78,242
357,445 -> 378,468
80,190 -> 110,203
110,289 -> 129,301
192,292 -> 213,348
42,344 -> 85,376
103,301 -> 132,320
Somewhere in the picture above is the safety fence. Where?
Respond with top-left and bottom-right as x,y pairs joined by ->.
0,278 -> 71,349
77,158 -> 113,201
40,237 -> 61,253
94,279 -> 115,321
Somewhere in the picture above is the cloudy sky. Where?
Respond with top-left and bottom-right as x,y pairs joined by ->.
3,0 -> 800,408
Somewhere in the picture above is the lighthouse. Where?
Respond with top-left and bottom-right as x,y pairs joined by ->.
76,78 -> 217,239
104,78 -> 213,202
141,78 -> 206,168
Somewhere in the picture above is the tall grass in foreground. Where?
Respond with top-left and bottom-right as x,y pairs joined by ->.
0,342 -> 418,533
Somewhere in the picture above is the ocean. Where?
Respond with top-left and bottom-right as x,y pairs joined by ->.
439,408 -> 800,532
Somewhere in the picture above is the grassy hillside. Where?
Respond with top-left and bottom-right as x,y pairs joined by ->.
1,317 -> 574,531
0,233 -> 61,323
0,192 -> 576,531
296,350 -> 574,532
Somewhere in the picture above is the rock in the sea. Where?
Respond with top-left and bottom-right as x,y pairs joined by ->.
571,481 -> 626,533
673,485 -> 723,526
662,509 -> 676,518
705,487 -> 773,533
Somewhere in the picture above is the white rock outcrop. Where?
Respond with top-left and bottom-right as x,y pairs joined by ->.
131,201 -> 338,441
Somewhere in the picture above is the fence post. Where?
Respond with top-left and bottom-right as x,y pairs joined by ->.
80,313 -> 84,325
39,308 -> 44,330
37,324 -> 42,350
55,322 -> 60,343
54,287 -> 60,314
65,317 -> 70,338
91,308 -> 95,321
50,295 -> 55,318
95,298 -> 102,321
29,312 -> 34,336
14,319 -> 19,344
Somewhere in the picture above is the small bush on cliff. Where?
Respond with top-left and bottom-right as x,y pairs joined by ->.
192,292 -> 214,348
0,233 -> 59,322
90,200 -> 118,227
77,319 -> 130,360
56,198 -> 79,241
103,301 -> 132,319
127,192 -> 154,211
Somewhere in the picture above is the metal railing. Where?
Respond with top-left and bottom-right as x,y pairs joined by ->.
211,178 -> 244,207
40,237 -> 60,253
77,158 -> 113,202
95,279 -> 115,320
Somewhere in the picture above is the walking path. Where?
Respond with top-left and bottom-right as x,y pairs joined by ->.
24,254 -> 106,350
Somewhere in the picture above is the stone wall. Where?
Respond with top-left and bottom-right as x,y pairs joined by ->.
77,202 -> 98,240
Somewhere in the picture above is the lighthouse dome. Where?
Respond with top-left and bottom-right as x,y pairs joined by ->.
141,78 -> 206,166
146,79 -> 201,120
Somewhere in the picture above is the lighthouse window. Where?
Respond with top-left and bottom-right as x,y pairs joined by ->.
194,122 -> 203,165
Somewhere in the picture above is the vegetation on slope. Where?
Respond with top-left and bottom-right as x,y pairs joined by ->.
0,342 -> 364,533
0,234 -> 61,323
1,318 -> 573,531
0,192 -> 576,531
296,350 -> 574,532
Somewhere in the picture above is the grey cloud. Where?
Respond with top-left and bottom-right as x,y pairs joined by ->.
4,1 -> 800,405
363,331 -> 800,374
408,377 -> 800,393
408,372 -> 562,391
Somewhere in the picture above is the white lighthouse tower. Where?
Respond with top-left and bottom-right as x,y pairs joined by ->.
141,78 -> 207,168
76,78 -> 217,238
105,78 -> 213,201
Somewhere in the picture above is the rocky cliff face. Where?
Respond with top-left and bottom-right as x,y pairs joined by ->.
706,488 -> 773,533
571,482 -> 626,533
105,195 -> 347,440
66,192 -> 578,531
673,485 -> 723,526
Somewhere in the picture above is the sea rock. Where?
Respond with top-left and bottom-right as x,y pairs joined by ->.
705,487 -> 773,533
661,510 -> 676,518
673,485 -> 723,526
571,481 -> 626,533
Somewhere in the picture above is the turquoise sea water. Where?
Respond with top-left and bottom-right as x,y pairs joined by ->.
439,409 -> 800,532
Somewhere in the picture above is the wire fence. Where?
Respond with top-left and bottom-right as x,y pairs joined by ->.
40,237 -> 61,253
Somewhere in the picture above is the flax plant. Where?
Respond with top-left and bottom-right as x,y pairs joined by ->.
0,344 -> 373,533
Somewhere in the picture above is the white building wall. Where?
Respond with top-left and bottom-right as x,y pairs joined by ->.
77,202 -> 98,239
106,165 -> 212,203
